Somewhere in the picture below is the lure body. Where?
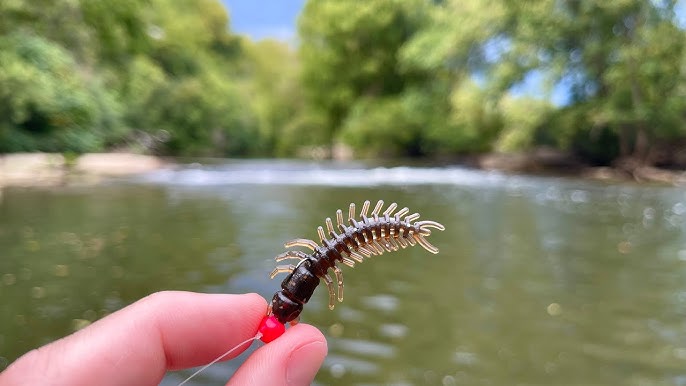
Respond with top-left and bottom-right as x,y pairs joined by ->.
267,200 -> 445,325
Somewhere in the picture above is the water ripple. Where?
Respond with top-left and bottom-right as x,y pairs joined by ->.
334,337 -> 396,358
135,162 -> 513,187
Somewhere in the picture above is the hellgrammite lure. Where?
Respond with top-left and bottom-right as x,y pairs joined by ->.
178,200 -> 445,385
257,200 -> 445,342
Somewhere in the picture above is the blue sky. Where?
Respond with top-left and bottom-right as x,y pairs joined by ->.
220,0 -> 305,41
217,0 -> 596,105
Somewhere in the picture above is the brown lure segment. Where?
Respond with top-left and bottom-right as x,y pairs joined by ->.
268,200 -> 445,324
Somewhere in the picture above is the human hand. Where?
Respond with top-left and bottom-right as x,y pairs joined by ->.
0,291 -> 327,386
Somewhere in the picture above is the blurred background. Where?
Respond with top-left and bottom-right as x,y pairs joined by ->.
3,1 -> 686,385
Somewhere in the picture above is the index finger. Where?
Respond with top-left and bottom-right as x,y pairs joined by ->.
0,291 -> 267,386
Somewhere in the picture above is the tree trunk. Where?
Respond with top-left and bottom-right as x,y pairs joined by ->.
634,125 -> 650,165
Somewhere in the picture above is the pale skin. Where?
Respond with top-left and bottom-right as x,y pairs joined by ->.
0,291 -> 327,386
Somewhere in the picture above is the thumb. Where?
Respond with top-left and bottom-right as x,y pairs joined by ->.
228,324 -> 327,386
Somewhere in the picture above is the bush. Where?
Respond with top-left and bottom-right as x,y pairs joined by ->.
0,33 -> 122,153
140,73 -> 259,157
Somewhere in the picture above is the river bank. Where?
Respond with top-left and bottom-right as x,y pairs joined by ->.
2,151 -> 685,188
0,153 -> 165,187
477,149 -> 686,185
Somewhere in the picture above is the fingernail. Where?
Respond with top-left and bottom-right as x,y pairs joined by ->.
286,341 -> 327,386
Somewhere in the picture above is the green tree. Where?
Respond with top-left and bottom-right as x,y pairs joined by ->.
139,72 -> 257,157
239,39 -> 308,156
129,0 -> 243,81
79,0 -> 151,65
496,96 -> 551,153
0,0 -> 258,156
0,33 -> 117,152
401,0 -> 686,165
119,0 -> 256,156
0,0 -> 95,62
298,0 -> 431,154
0,0 -> 134,152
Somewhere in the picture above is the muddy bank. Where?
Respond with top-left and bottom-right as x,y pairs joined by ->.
477,149 -> 686,185
0,153 -> 166,187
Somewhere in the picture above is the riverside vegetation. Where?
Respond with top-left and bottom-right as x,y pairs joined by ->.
2,0 -> 686,175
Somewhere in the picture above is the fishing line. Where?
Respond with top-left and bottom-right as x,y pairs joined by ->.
177,332 -> 262,386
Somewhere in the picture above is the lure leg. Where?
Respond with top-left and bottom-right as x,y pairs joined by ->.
336,209 -> 346,232
369,226 -> 388,254
284,238 -> 319,250
348,203 -> 356,222
341,256 -> 356,268
326,218 -> 337,237
361,233 -> 379,256
317,227 -> 327,242
332,265 -> 344,302
360,200 -> 371,217
371,200 -> 384,216
395,207 -> 410,220
323,273 -> 336,310
396,228 -> 409,248
371,239 -> 387,254
348,248 -> 366,262
270,264 -> 295,279
414,234 -> 439,254
406,213 -> 420,222
387,236 -> 400,251
417,220 -> 446,231
274,250 -> 309,262
356,244 -> 374,257
383,202 -> 398,216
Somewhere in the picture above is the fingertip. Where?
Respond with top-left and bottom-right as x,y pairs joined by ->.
286,340 -> 327,385
286,323 -> 327,347
229,323 -> 327,386
265,324 -> 328,361
284,325 -> 327,386
241,292 -> 269,310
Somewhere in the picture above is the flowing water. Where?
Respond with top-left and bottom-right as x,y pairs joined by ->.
2,160 -> 686,385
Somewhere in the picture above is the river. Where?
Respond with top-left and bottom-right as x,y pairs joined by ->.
1,160 -> 686,385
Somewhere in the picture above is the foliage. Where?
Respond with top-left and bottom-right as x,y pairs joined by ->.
340,97 -> 420,157
1,0 -> 686,167
140,74 -> 257,156
240,39 -> 308,156
398,0 -> 686,164
0,33 -> 116,152
496,97 -> 551,153
298,0 -> 431,150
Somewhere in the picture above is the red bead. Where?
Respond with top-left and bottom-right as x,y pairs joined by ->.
258,315 -> 285,343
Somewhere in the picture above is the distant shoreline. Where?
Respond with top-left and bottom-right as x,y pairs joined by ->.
1,151 -> 684,188
475,150 -> 686,185
0,153 -> 166,187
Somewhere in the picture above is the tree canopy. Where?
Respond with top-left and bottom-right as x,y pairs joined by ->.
1,0 -> 685,168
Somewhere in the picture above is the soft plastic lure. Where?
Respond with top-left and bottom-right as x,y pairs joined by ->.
258,200 -> 445,342
178,200 -> 444,385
